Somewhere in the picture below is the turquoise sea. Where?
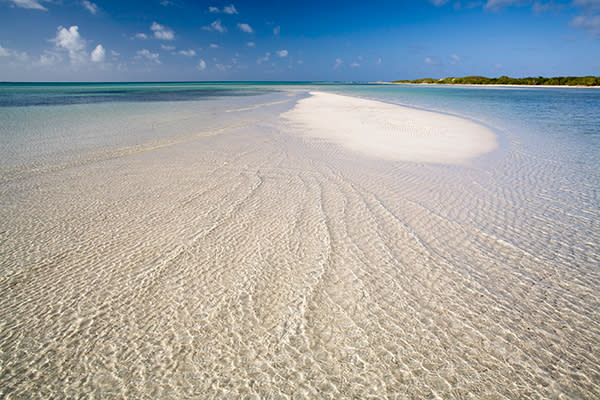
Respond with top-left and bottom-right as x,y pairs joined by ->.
1,82 -> 599,398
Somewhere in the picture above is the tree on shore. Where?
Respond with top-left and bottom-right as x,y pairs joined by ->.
392,75 -> 600,86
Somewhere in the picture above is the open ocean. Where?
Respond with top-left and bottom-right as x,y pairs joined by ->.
1,82 -> 599,398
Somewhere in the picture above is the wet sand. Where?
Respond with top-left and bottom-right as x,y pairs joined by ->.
1,92 -> 598,398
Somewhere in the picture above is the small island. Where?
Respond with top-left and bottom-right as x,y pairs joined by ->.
393,75 -> 600,87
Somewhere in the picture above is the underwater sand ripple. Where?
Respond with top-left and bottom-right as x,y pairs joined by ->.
0,95 -> 598,399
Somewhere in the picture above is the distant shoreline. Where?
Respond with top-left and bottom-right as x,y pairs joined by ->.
375,82 -> 600,89
382,75 -> 600,88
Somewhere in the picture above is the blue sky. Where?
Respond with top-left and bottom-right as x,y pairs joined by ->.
0,0 -> 599,81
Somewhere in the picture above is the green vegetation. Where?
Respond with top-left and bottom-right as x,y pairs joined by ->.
392,75 -> 600,86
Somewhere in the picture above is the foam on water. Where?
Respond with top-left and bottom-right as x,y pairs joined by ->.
0,84 -> 598,399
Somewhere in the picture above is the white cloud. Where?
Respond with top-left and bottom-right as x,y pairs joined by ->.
237,23 -> 253,33
179,49 -> 196,56
90,44 -> 105,62
351,62 -> 360,67
6,0 -> 48,10
82,0 -> 98,14
223,4 -> 238,14
160,0 -> 173,5
0,43 -> 29,63
573,0 -> 600,9
425,57 -> 434,64
273,26 -> 280,35
137,49 -> 160,63
333,58 -> 343,68
151,22 -> 175,40
111,50 -> 120,56
484,0 -> 520,9
450,54 -> 461,64
297,60 -> 303,64
161,44 -> 175,51
376,57 -> 382,65
216,63 -> 231,71
134,33 -> 148,39
197,59 -> 207,70
257,52 -> 270,64
210,43 -> 219,48
39,52 -> 60,65
429,0 -> 450,5
203,19 -> 226,32
0,44 -> 10,57
53,25 -> 87,64
207,4 -> 237,13
276,49 -> 288,57
247,41 -> 255,47
571,14 -> 600,35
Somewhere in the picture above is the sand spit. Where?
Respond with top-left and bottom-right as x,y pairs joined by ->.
281,91 -> 497,164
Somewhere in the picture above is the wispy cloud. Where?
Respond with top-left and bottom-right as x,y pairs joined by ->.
351,62 -> 360,67
151,22 -> 175,40
484,0 -> 521,10
247,41 -> 255,47
210,43 -> 219,48
0,43 -> 29,62
197,59 -> 207,70
223,4 -> 238,14
52,25 -> 87,64
429,0 -> 450,5
39,51 -> 60,66
573,0 -> 600,10
257,52 -> 270,64
6,0 -> 49,10
571,14 -> 600,35
333,58 -> 343,69
202,19 -> 227,33
276,49 -> 288,57
137,49 -> 160,63
450,54 -> 461,64
161,44 -> 175,51
179,49 -> 196,56
82,0 -> 98,14
134,33 -> 148,39
0,44 -> 10,57
237,23 -> 253,33
207,4 -> 238,14
90,44 -> 105,62
273,26 -> 281,35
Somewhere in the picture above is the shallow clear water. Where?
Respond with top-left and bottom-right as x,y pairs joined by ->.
0,82 -> 598,398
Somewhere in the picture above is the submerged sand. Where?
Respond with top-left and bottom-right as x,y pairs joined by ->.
0,91 -> 598,399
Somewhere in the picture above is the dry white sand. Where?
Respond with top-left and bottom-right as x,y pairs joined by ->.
281,91 -> 497,164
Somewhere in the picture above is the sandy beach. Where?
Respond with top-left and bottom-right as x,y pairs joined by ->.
1,89 -> 598,399
282,91 -> 497,164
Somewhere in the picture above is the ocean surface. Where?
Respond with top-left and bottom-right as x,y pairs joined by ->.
1,82 -> 598,398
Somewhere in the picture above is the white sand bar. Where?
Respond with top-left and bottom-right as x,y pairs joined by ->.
282,91 -> 497,164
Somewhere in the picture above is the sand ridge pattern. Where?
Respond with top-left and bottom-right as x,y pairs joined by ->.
0,92 -> 599,399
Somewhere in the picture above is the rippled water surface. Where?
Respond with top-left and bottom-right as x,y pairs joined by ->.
0,83 -> 598,399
